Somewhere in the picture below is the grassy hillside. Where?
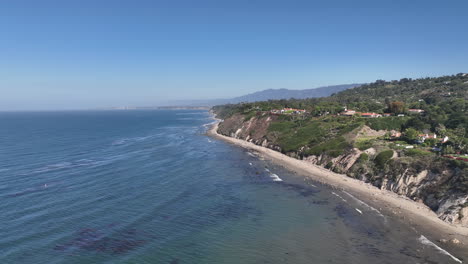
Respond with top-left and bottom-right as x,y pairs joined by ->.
213,73 -> 468,158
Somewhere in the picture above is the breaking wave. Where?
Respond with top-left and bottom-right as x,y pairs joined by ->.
342,191 -> 386,220
419,235 -> 462,263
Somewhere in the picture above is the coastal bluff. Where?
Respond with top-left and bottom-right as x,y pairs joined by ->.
215,113 -> 468,227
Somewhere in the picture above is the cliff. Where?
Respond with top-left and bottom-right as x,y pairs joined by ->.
216,113 -> 468,226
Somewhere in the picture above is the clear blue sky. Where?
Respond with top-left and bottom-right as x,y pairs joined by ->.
1,0 -> 467,110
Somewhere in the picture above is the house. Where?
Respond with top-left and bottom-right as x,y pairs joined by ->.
341,110 -> 357,116
416,133 -> 437,143
439,136 -> 449,143
408,109 -> 425,114
361,112 -> 381,118
390,130 -> 402,138
383,113 -> 392,117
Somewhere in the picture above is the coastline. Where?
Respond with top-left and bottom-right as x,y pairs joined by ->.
207,119 -> 468,260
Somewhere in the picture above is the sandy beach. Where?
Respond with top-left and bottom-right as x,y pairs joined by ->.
207,120 -> 468,261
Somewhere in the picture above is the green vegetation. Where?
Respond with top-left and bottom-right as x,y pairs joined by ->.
355,139 -> 374,151
213,73 -> 468,164
404,148 -> 432,157
306,136 -> 349,157
357,153 -> 369,162
374,150 -> 394,168
365,117 -> 408,131
213,74 -> 468,219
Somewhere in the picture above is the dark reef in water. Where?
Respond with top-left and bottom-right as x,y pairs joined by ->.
54,224 -> 150,254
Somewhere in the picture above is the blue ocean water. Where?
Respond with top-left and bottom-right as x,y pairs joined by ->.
0,110 -> 463,263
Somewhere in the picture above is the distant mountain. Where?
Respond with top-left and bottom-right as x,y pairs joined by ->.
162,84 -> 362,107
226,84 -> 363,104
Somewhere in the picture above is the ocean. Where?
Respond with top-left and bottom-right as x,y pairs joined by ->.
0,110 -> 462,263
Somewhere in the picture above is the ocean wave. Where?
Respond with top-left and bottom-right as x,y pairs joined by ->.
342,191 -> 386,220
18,152 -> 143,176
175,112 -> 205,116
247,152 -> 256,157
111,135 -> 155,146
176,117 -> 206,121
7,181 -> 62,197
202,120 -> 219,128
419,235 -> 462,263
331,192 -> 347,203
22,159 -> 99,175
269,173 -> 283,182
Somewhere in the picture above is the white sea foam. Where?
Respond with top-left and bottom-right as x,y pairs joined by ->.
419,235 -> 462,263
247,152 -> 256,157
177,117 -> 205,121
20,156 -> 126,176
112,135 -> 154,146
202,120 -> 219,127
342,191 -> 386,220
269,173 -> 283,182
331,192 -> 347,202
176,112 -> 204,116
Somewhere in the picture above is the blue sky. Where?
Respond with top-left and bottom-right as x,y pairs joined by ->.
1,0 -> 467,110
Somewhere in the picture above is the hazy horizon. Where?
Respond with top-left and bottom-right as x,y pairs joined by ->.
1,0 -> 467,111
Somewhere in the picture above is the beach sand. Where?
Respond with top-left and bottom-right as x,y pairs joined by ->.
207,120 -> 468,261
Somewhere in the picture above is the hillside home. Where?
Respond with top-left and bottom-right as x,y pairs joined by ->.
440,136 -> 449,143
390,131 -> 402,138
341,110 -> 356,116
416,133 -> 437,143
408,109 -> 425,114
361,113 -> 381,118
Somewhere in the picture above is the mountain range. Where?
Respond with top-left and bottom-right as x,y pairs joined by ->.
161,84 -> 363,107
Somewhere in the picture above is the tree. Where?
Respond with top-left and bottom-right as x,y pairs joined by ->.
404,128 -> 419,142
435,124 -> 447,136
388,101 -> 405,114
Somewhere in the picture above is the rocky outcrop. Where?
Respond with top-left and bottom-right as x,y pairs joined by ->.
216,113 -> 468,227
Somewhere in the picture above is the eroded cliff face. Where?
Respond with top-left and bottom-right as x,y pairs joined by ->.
216,113 -> 468,227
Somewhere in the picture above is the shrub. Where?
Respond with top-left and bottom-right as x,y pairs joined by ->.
405,149 -> 432,157
366,117 -> 408,131
243,111 -> 258,121
374,150 -> 394,168
356,140 -> 373,151
268,121 -> 295,133
306,136 -> 349,158
358,153 -> 369,162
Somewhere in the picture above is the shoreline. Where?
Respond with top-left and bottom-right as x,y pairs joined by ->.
207,119 -> 468,260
